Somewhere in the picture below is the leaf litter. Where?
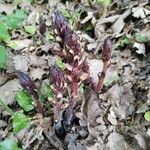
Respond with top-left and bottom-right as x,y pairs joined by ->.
0,0 -> 150,149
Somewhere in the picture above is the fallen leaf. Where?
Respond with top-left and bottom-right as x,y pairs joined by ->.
132,6 -> 150,19
133,42 -> 145,56
81,89 -> 102,137
8,39 -> 32,51
0,79 -> 22,105
88,59 -> 103,83
30,68 -> 46,80
29,55 -> 48,68
13,55 -> 30,72
0,3 -> 16,14
108,83 -> 135,119
111,9 -> 131,34
107,132 -> 129,150
24,25 -> 36,35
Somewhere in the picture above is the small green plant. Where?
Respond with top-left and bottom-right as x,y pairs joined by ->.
0,139 -> 22,150
13,111 -> 31,133
0,98 -> 31,134
119,37 -> 131,48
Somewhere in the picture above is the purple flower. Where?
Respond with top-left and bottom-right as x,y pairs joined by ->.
50,65 -> 65,97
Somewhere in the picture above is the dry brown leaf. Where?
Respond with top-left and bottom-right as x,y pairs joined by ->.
8,39 -> 32,51
81,90 -> 103,137
107,132 -> 129,150
132,6 -> 150,18
108,83 -> 135,120
0,79 -> 22,105
13,55 -> 30,72
88,59 -> 103,83
30,68 -> 46,80
111,9 -> 131,34
0,2 -> 16,14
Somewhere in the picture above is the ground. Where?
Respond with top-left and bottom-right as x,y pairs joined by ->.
0,0 -> 150,150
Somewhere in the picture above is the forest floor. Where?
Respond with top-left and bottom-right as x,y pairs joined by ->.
0,0 -> 150,150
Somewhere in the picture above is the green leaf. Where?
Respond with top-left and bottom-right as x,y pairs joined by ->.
15,90 -> 34,112
97,0 -> 111,6
13,0 -> 22,4
0,22 -> 11,42
119,37 -> 131,48
56,59 -> 65,70
41,82 -> 54,99
13,111 -> 31,133
0,139 -> 22,150
60,9 -> 70,18
24,25 -> 36,35
13,0 -> 33,4
0,45 -> 7,69
144,111 -> 150,121
7,40 -> 18,49
46,32 -> 54,41
0,9 -> 27,29
134,33 -> 149,43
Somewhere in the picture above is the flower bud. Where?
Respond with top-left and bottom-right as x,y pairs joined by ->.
102,37 -> 112,62
18,71 -> 36,95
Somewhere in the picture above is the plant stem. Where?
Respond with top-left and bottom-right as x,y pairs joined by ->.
95,61 -> 109,92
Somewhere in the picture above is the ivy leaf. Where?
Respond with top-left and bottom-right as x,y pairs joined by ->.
56,59 -> 65,70
24,25 -> 36,35
0,45 -> 7,69
13,111 -> 31,133
97,0 -> 111,6
15,90 -> 34,112
0,139 -> 22,150
0,22 -> 11,42
0,9 -> 27,29
144,111 -> 150,121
